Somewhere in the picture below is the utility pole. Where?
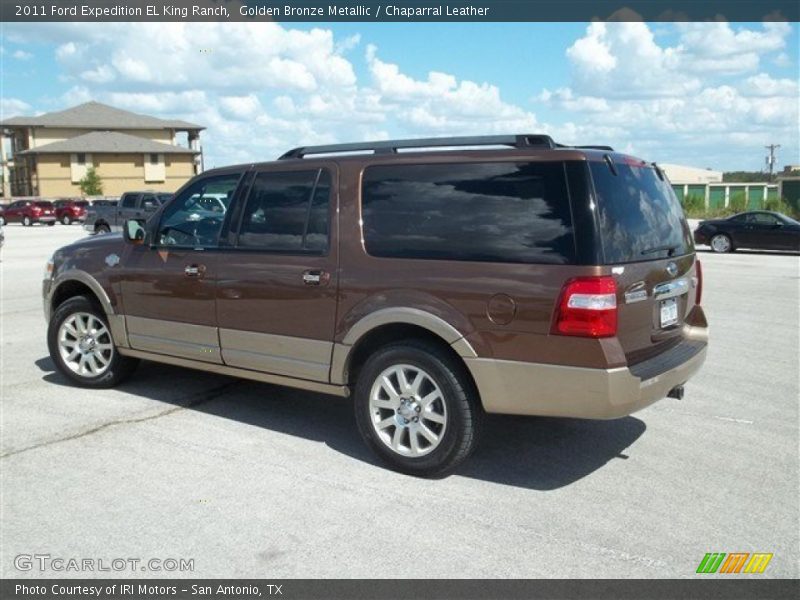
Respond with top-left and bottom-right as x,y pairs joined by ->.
765,144 -> 780,182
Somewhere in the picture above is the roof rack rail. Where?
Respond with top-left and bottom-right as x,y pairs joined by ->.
572,145 -> 614,151
279,134 -> 557,159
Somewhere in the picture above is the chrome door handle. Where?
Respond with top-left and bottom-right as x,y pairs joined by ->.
185,264 -> 203,277
302,270 -> 328,286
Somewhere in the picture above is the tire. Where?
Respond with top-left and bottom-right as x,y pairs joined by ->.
22,216 -> 31,227
62,215 -> 72,225
354,339 -> 482,477
47,221 -> 56,226
0,216 -> 5,226
710,233 -> 733,253
47,296 -> 139,388
95,223 -> 111,234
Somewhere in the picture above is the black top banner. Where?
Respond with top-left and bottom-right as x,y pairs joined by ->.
1,0 -> 798,22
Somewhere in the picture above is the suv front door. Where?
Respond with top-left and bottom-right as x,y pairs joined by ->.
118,170 -> 245,363
216,164 -> 338,382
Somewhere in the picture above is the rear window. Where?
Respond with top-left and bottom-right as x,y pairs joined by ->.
590,161 -> 693,264
361,162 -> 575,264
35,202 -> 53,207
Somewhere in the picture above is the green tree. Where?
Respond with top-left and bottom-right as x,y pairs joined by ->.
79,166 -> 103,196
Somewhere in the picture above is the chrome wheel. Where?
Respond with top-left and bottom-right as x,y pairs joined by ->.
62,215 -> 71,225
369,364 -> 447,457
57,312 -> 114,378
710,234 -> 731,253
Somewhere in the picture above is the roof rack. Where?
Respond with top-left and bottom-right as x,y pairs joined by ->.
278,134 -> 559,159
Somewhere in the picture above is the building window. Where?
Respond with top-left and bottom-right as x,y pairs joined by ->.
150,153 -> 159,165
76,153 -> 86,165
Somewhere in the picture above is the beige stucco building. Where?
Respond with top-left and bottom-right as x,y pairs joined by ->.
0,102 -> 203,198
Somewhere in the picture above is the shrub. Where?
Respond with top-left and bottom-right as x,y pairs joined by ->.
79,167 -> 103,196
680,194 -> 706,218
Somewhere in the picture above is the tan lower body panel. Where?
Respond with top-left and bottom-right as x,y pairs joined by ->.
219,328 -> 332,381
126,316 -> 221,363
465,346 -> 707,419
118,347 -> 349,397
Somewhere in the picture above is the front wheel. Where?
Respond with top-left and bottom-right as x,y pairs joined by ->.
62,215 -> 72,225
710,233 -> 733,253
22,216 -> 31,227
95,223 -> 111,234
47,296 -> 139,388
354,340 -> 482,477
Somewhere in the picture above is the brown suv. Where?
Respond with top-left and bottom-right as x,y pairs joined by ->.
43,135 -> 708,475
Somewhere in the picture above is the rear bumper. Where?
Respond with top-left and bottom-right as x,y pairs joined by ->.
37,216 -> 56,223
466,337 -> 708,420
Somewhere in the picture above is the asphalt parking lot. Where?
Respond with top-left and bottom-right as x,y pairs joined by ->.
1,224 -> 798,579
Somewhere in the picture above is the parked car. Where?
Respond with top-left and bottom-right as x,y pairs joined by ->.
42,134 -> 708,476
54,199 -> 90,225
694,211 -> 800,253
83,191 -> 171,234
3,200 -> 56,226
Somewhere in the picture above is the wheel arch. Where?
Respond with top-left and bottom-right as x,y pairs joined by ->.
48,271 -> 115,319
331,309 -> 478,390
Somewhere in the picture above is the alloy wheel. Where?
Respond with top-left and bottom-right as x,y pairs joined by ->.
368,364 -> 448,457
57,312 -> 114,378
711,234 -> 731,253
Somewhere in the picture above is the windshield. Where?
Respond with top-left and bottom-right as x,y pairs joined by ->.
590,160 -> 693,264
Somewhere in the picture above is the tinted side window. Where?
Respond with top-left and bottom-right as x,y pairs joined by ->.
361,162 -> 575,264
237,169 -> 330,254
749,213 -> 779,225
121,194 -> 139,208
157,173 -> 242,247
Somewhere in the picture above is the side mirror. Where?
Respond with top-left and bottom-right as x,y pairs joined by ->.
123,219 -> 146,244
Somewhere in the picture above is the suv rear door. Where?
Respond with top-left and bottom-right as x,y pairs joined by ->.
588,158 -> 698,365
216,163 -> 338,382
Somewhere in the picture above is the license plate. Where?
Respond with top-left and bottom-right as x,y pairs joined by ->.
660,298 -> 679,327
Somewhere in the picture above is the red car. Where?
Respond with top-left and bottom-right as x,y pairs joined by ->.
53,199 -> 89,225
2,200 -> 56,226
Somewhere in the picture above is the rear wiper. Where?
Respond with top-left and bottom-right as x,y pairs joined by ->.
641,244 -> 678,256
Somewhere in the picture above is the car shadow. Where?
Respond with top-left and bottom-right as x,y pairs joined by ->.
35,357 -> 646,491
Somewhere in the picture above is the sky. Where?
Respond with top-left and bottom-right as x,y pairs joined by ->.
1,21 -> 798,172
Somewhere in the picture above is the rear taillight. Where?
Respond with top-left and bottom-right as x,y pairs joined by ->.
31,206 -> 42,215
553,276 -> 618,338
695,259 -> 703,305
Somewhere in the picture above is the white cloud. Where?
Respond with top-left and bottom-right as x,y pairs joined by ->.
3,21 -> 796,171
1,98 -> 32,117
365,46 -> 540,134
544,21 -> 799,168
12,49 -> 32,60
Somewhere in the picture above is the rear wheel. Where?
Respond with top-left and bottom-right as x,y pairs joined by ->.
710,233 -> 732,253
354,340 -> 482,477
95,223 -> 111,234
47,221 -> 55,226
22,216 -> 31,227
0,215 -> 5,226
62,215 -> 72,225
47,296 -> 139,388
